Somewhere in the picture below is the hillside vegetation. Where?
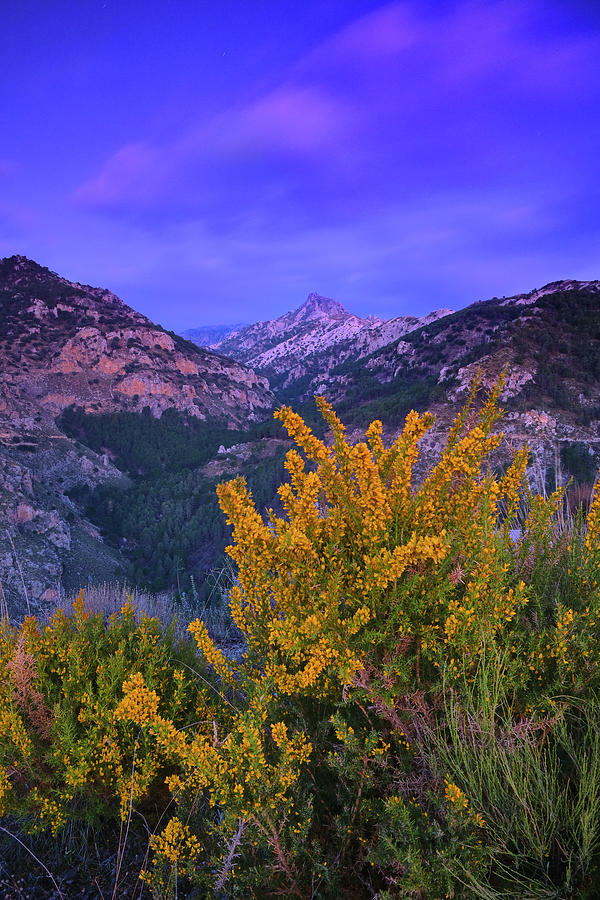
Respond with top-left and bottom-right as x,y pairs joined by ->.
0,255 -> 276,616
316,282 -> 600,427
2,382 -> 600,898
59,405 -> 289,594
2,259 -> 599,616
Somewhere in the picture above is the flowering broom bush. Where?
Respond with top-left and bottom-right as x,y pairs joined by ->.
2,379 -> 600,898
0,595 -> 200,840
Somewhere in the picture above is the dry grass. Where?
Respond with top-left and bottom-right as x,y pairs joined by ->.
42,578 -> 244,652
36,581 -> 194,642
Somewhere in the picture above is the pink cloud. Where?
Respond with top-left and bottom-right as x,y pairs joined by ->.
314,2 -> 423,60
73,141 -> 169,206
430,0 -> 599,90
74,83 -> 353,209
303,0 -> 599,93
232,85 -> 353,152
72,0 -> 600,211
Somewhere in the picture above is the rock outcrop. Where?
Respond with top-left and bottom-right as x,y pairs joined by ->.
190,280 -> 600,495
0,255 -> 274,424
0,255 -> 276,617
210,291 -> 452,397
0,405 -> 128,620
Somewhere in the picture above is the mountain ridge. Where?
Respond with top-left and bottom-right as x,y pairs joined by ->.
191,277 -> 600,490
0,254 -> 273,424
3,259 -> 600,621
208,291 -> 453,395
0,255 -> 274,618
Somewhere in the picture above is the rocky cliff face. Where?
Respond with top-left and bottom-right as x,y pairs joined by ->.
212,291 -> 452,396
0,389 -> 128,620
0,255 -> 275,617
0,255 -> 273,424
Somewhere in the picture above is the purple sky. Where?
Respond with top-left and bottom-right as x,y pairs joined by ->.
2,0 -> 599,328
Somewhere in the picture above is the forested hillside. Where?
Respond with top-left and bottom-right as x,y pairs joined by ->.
60,406 -> 290,595
281,281 -> 600,427
0,255 -> 277,615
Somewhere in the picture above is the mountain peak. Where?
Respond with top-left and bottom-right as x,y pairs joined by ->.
0,254 -> 54,280
292,292 -> 350,324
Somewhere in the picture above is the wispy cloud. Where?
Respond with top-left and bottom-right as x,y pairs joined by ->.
230,85 -> 355,153
6,0 -> 598,323
73,142 -> 168,206
73,0 -> 600,219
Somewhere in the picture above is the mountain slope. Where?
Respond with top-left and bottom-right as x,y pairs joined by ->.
308,279 -> 600,490
207,279 -> 600,492
333,279 -> 600,416
0,255 -> 275,617
0,255 -> 273,424
213,291 -> 452,395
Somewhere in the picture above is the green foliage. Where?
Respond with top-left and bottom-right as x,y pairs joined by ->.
337,372 -> 443,426
4,390 -> 600,898
0,594 -> 199,834
314,285 -> 600,425
59,407 -> 289,595
58,405 -> 238,476
432,656 -> 600,898
82,448 -> 287,595
512,288 -> 600,411
561,441 -> 597,486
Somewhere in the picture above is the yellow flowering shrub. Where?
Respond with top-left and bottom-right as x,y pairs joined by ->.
0,593 -> 199,832
3,383 -> 600,899
215,382 -> 536,708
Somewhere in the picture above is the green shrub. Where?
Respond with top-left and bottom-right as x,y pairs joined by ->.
3,383 -> 600,898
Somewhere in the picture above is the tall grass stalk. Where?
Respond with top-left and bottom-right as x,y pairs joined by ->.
431,648 -> 600,897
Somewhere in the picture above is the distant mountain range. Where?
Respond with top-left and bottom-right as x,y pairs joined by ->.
185,279 -> 600,497
186,291 -> 452,397
181,322 -> 249,347
2,255 -> 599,619
184,281 -> 600,438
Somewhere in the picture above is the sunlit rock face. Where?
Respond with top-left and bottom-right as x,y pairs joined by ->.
0,255 -> 274,424
0,254 -> 276,618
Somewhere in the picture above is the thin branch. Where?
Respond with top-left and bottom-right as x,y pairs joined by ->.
214,818 -> 246,893
6,531 -> 31,616
112,732 -> 140,900
170,657 -> 241,713
0,825 -> 65,899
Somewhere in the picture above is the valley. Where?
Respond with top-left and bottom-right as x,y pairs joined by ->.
2,255 -> 599,619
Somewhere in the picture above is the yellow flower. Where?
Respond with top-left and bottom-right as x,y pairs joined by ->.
150,817 -> 202,865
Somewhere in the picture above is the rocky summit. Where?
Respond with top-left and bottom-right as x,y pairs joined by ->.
0,255 -> 274,618
211,290 -> 452,394
191,279 -> 600,494
289,279 -> 600,491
